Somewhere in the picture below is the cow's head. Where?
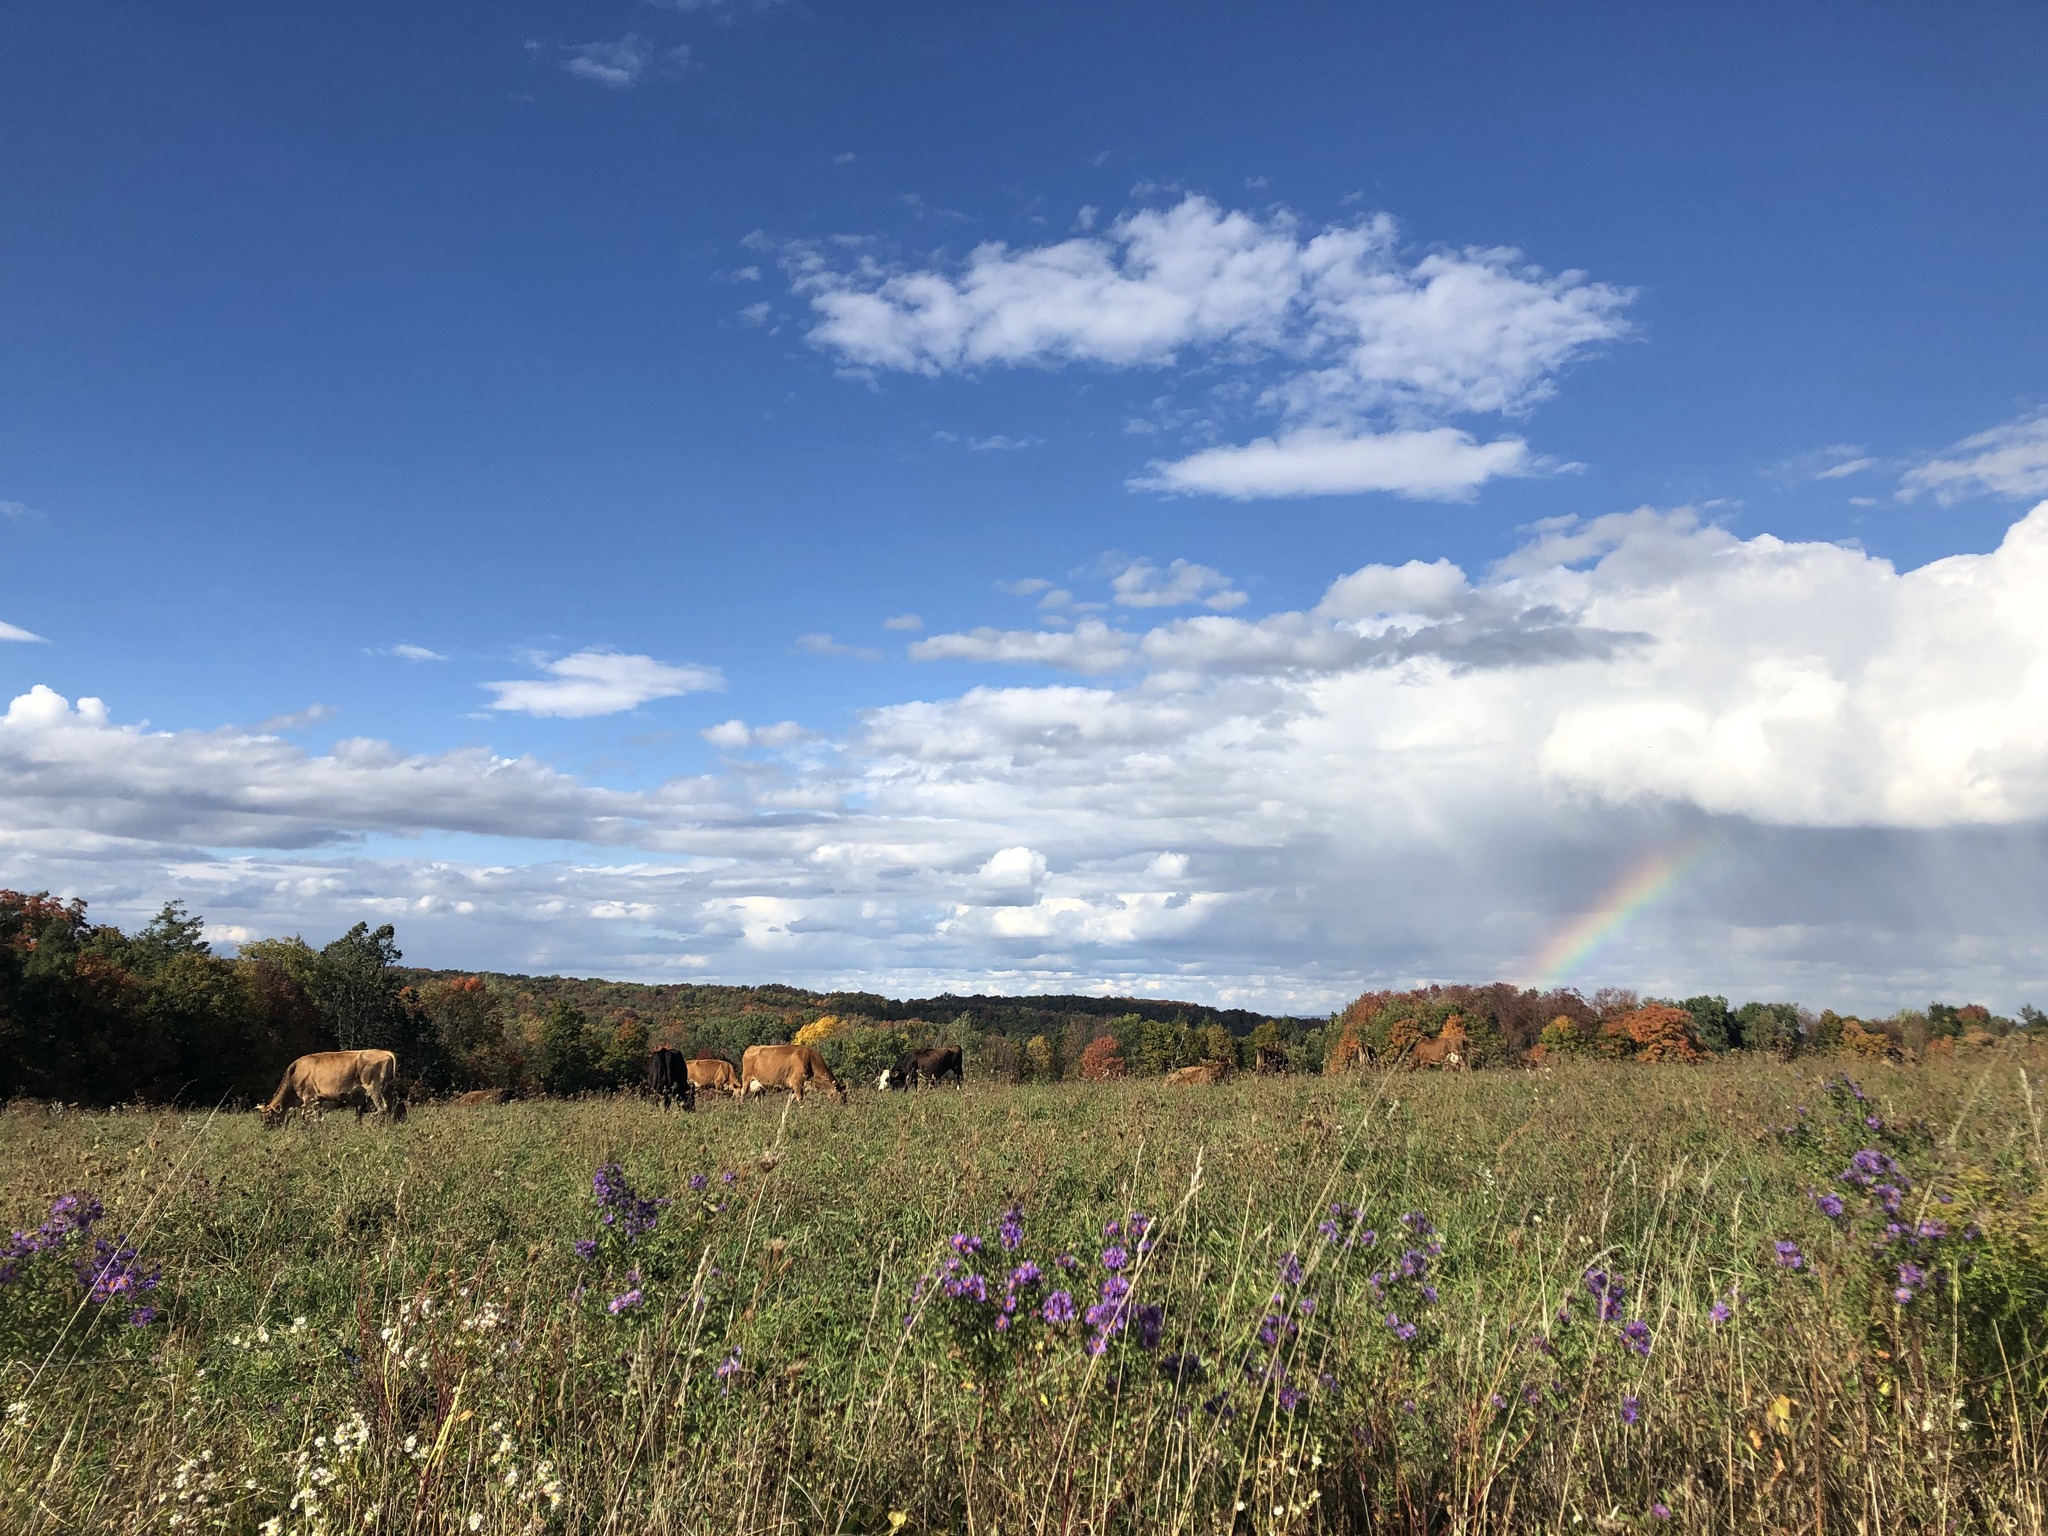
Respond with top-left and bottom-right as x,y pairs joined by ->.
876,1069 -> 893,1091
258,1102 -> 285,1129
389,1095 -> 409,1123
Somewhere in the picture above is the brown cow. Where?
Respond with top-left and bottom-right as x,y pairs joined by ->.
1407,1019 -> 1470,1072
1164,1060 -> 1231,1086
739,1043 -> 847,1104
687,1057 -> 742,1097
260,1050 -> 405,1125
450,1087 -> 513,1106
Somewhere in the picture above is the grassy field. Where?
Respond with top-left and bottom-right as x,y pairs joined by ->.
2,1053 -> 2045,1534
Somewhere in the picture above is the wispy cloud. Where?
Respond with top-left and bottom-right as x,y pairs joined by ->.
796,632 -> 883,661
1901,407 -> 2048,504
562,34 -> 652,88
1,499 -> 40,521
0,619 -> 46,643
257,703 -> 338,733
882,613 -> 924,631
785,194 -> 1631,500
384,643 -> 448,663
482,650 -> 724,717
967,434 -> 1044,452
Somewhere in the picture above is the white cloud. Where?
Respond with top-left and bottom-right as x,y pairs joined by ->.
909,619 -> 1137,674
1,499 -> 38,520
882,613 -> 924,631
257,704 -> 338,733
13,505 -> 2048,1010
1901,407 -> 2048,504
483,650 -> 723,718
786,195 -> 1630,499
997,577 -> 1053,596
386,643 -> 447,662
967,434 -> 1044,452
702,718 -> 812,750
1,619 -> 46,643
1137,426 -> 1537,500
562,35 -> 650,88
1111,558 -> 1245,610
796,632 -> 883,661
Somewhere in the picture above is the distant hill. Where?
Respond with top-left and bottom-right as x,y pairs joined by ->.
395,969 -> 1324,1045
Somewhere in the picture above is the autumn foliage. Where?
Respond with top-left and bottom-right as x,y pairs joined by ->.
1077,1035 -> 1127,1081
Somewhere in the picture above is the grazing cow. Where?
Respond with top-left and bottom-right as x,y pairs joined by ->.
740,1043 -> 847,1104
646,1046 -> 697,1110
1254,1044 -> 1290,1075
260,1050 -> 405,1126
1408,1019 -> 1470,1072
450,1087 -> 513,1106
1165,1060 -> 1231,1086
686,1057 -> 742,1097
878,1045 -> 964,1091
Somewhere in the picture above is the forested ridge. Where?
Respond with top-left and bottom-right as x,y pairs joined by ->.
1,888 -> 2035,1107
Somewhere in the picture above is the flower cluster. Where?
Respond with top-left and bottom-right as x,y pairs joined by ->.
592,1164 -> 666,1242
1366,1212 -> 1443,1345
908,1204 -> 1168,1369
1779,1076 -> 1982,1313
2,1192 -> 160,1327
1578,1268 -> 1653,1356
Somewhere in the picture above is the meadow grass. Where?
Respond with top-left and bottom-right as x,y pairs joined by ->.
2,1052 -> 2045,1534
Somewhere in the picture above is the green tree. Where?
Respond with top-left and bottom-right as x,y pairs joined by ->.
537,1000 -> 601,1096
312,923 -> 405,1050
1736,1001 -> 1803,1056
1679,995 -> 1738,1052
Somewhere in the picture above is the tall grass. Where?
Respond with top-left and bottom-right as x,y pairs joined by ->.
2,1051 -> 2044,1533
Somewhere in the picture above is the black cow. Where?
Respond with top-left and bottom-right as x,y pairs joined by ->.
878,1045 -> 964,1091
646,1046 -> 696,1110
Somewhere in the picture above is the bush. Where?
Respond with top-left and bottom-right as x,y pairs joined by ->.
1077,1036 -> 1126,1081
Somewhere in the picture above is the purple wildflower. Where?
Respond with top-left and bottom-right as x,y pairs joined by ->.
1055,1252 -> 1079,1272
688,1173 -> 709,1192
715,1347 -> 741,1394
1134,1304 -> 1165,1350
1276,1383 -> 1306,1412
1277,1251 -> 1305,1288
573,1239 -> 597,1260
950,1232 -> 983,1257
607,1289 -> 644,1315
1652,1502 -> 1671,1520
1042,1290 -> 1077,1325
128,1305 -> 159,1327
1584,1268 -> 1626,1322
1710,1299 -> 1732,1325
1621,1395 -> 1640,1426
1619,1319 -> 1653,1357
999,1205 -> 1025,1252
1813,1192 -> 1845,1219
1010,1261 -> 1042,1288
1101,1245 -> 1129,1272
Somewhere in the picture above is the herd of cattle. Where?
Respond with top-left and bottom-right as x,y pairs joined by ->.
257,1042 -> 969,1125
256,1028 -> 1465,1126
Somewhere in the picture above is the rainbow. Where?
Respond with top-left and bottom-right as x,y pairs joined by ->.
1522,840 -> 1711,991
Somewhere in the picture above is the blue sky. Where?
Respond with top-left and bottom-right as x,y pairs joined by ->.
5,1 -> 2048,1010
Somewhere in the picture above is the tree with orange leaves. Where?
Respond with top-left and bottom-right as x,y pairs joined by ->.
1078,1035 -> 1127,1081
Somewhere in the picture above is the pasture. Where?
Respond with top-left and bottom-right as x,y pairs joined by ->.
2,1054 -> 2044,1534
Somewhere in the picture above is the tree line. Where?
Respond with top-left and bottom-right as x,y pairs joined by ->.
0,888 -> 2033,1108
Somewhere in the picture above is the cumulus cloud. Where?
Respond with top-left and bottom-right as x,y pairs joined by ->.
787,195 -> 1631,499
562,35 -> 651,88
12,506 -> 2048,1009
1111,558 -> 1245,610
482,650 -> 724,718
1901,407 -> 2048,504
